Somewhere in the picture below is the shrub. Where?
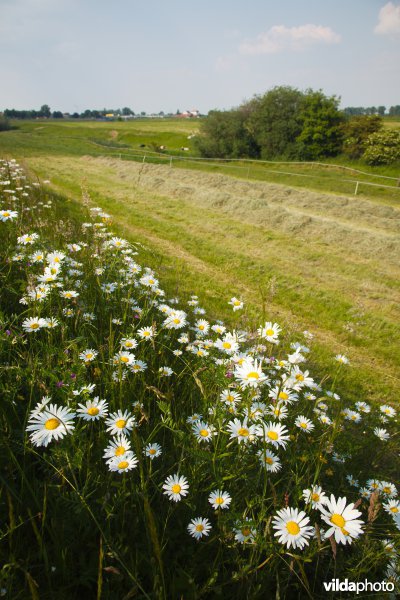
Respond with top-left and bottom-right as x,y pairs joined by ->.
363,130 -> 400,165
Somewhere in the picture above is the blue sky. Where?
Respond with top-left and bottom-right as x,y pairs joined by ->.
0,0 -> 399,113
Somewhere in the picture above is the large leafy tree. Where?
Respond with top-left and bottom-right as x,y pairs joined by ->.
247,86 -> 304,159
296,90 -> 345,160
341,115 -> 383,159
195,107 -> 260,158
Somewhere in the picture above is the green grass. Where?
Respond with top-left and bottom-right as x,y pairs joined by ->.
1,119 -> 399,407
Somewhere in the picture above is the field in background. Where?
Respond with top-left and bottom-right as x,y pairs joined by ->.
0,119 -> 399,404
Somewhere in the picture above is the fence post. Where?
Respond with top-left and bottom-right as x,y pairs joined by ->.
170,156 -> 173,168
354,181 -> 359,195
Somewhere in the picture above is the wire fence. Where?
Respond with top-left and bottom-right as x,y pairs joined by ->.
93,145 -> 400,198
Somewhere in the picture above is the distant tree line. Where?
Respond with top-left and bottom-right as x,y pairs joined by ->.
2,105 -> 138,120
194,87 -> 400,165
343,105 -> 400,116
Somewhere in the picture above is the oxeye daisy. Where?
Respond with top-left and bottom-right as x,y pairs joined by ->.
129,360 -> 148,373
137,326 -> 154,340
208,489 -> 232,510
266,403 -> 288,420
103,434 -> 132,460
113,351 -> 135,366
228,297 -> 243,311
79,349 -> 98,362
257,321 -> 281,344
374,427 -> 390,441
0,209 -> 18,221
295,415 -> 315,433
108,452 -> 138,473
60,290 -> 79,299
319,495 -> 364,545
192,421 -> 214,443
76,397 -> 108,421
22,317 -> 47,332
145,443 -> 162,459
120,337 -> 138,350
379,482 -> 397,498
105,410 -> 136,435
257,449 -> 281,472
187,517 -> 211,540
26,403 -> 75,447
233,522 -> 256,544
214,336 -> 239,355
273,507 -> 314,549
380,405 -> 396,418
194,319 -> 209,335
227,417 -> 258,443
164,312 -> 187,329
234,358 -> 267,389
163,474 -> 189,502
187,413 -> 202,424
259,421 -> 290,449
383,500 -> 400,515
302,486 -> 328,510
159,366 -> 173,376
335,354 -> 349,365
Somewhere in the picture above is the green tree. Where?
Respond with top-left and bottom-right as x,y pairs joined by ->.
247,86 -> 304,159
296,90 -> 344,160
40,104 -> 51,118
341,115 -> 383,159
195,107 -> 260,158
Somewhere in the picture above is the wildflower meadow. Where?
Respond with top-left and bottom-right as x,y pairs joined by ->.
0,158 -> 399,598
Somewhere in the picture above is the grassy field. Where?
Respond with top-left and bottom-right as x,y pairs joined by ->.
0,119 -> 400,406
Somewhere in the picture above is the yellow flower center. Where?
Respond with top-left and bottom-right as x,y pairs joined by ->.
247,371 -> 259,379
223,342 -> 231,349
296,374 -> 304,381
241,527 -> 251,537
149,448 -> 156,455
45,418 -> 60,430
171,484 -> 181,494
238,428 -> 249,437
300,422 -> 308,429
286,521 -> 300,535
115,446 -> 125,456
311,493 -> 320,502
200,429 -> 209,437
132,364 -> 140,370
115,419 -> 126,429
383,486 -> 391,494
215,497 -> 224,505
266,457 -> 273,465
173,318 -> 181,324
195,524 -> 204,532
267,431 -> 278,441
86,353 -> 93,359
330,514 -> 345,528
227,395 -> 234,403
199,325 -> 204,330
390,507 -> 398,513
87,407 -> 99,416
125,341 -> 133,347
3,212 -> 10,217
120,356 -> 130,363
266,329 -> 274,336
279,392 -> 288,400
118,461 -> 129,469
148,279 -> 154,285
143,331 -> 150,336
30,323 -> 40,329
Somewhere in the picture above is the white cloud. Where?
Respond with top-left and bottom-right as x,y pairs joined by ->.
239,24 -> 341,55
374,2 -> 400,35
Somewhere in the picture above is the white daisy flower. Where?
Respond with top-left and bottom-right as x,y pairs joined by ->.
103,434 -> 132,460
76,397 -> 108,421
208,489 -> 232,510
295,415 -> 315,433
163,474 -> 189,502
120,337 -> 138,350
227,417 -> 258,443
22,317 -> 47,332
259,421 -> 290,449
108,452 -> 138,473
379,482 -> 397,498
257,449 -> 281,472
0,209 -> 18,221
145,443 -> 162,459
137,326 -> 154,340
192,421 -> 214,443
374,427 -> 390,441
234,358 -> 268,389
187,517 -> 211,540
129,360 -> 148,373
79,349 -> 98,362
380,405 -> 396,418
302,486 -> 328,510
257,321 -> 281,344
273,507 -> 314,549
26,404 -> 75,447
383,500 -> 400,516
233,522 -> 256,544
319,495 -> 364,545
228,297 -> 243,311
105,410 -> 136,435
335,354 -> 349,365
113,351 -> 135,366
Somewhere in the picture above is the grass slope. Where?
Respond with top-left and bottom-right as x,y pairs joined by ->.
19,153 -> 400,405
